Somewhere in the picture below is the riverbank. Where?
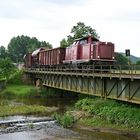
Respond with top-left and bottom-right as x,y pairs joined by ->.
0,84 -> 140,139
74,98 -> 140,139
54,98 -> 140,139
0,84 -> 38,98
0,84 -> 59,117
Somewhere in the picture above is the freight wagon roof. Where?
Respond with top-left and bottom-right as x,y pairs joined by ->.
32,48 -> 45,56
39,47 -> 65,53
23,53 -> 31,59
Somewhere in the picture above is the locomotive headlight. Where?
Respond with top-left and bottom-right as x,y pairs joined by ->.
97,56 -> 100,58
112,56 -> 115,59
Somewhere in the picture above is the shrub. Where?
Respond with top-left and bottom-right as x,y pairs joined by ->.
75,98 -> 140,128
8,70 -> 24,85
52,112 -> 74,128
60,113 -> 74,128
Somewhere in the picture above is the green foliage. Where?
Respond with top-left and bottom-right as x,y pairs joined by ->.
0,84 -> 73,99
60,22 -> 99,47
8,70 -> 24,85
0,105 -> 47,117
52,112 -> 61,123
115,53 -> 128,65
75,98 -> 140,129
0,58 -> 17,80
8,35 -> 52,62
71,22 -> 99,39
53,112 -> 74,128
60,38 -> 68,48
0,46 -> 8,59
136,60 -> 140,65
0,84 -> 38,98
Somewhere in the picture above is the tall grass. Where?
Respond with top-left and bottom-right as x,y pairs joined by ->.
0,105 -> 47,117
52,112 -> 74,128
75,98 -> 140,129
8,70 -> 24,85
0,84 -> 38,98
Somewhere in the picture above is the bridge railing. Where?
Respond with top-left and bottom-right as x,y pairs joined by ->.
25,64 -> 140,76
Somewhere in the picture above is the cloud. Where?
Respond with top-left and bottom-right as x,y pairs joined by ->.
46,0 -> 85,5
0,0 -> 140,56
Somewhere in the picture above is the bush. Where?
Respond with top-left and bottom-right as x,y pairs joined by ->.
75,98 -> 140,129
60,113 -> 74,128
8,70 -> 24,84
0,84 -> 38,98
52,112 -> 74,128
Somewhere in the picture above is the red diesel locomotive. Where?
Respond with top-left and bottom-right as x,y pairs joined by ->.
24,35 -> 115,68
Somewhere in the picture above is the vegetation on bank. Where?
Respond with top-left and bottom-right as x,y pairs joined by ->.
0,105 -> 47,117
52,112 -> 74,128
0,84 -> 76,99
0,58 -> 16,80
0,69 -> 55,98
7,70 -> 24,85
0,84 -> 38,98
53,98 -> 140,131
74,98 -> 140,131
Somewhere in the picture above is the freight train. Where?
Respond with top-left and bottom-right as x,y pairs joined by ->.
24,35 -> 115,68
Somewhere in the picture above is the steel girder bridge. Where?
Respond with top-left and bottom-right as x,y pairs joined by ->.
24,65 -> 140,104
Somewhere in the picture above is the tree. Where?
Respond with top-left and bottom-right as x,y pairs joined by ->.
0,46 -> 8,59
0,58 -> 16,80
136,60 -> 140,65
60,38 -> 68,48
8,35 -> 52,63
115,53 -> 128,65
60,22 -> 99,47
71,22 -> 99,39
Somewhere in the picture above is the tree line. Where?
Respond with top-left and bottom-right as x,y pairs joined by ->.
0,35 -> 52,63
0,22 -> 137,78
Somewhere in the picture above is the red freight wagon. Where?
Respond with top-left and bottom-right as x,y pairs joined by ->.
39,49 -> 50,66
32,48 -> 45,67
64,35 -> 115,64
39,47 -> 66,66
24,53 -> 32,68
39,50 -> 47,65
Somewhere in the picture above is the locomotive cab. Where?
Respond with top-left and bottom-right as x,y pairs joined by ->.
64,35 -> 115,65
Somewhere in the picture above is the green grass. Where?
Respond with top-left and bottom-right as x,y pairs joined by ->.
0,105 -> 47,117
0,78 -> 6,81
0,84 -> 73,99
0,84 -> 38,98
8,70 -> 24,85
75,98 -> 140,131
52,112 -> 74,128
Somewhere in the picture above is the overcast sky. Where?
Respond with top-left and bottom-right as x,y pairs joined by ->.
0,0 -> 140,56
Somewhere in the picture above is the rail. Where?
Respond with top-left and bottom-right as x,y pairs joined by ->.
24,64 -> 140,78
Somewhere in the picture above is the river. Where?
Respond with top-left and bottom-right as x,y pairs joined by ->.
0,96 -> 138,140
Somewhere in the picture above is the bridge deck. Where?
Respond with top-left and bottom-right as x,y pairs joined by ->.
24,65 -> 140,104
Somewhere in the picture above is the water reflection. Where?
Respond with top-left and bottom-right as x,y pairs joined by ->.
72,128 -> 137,140
0,97 -> 138,140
